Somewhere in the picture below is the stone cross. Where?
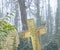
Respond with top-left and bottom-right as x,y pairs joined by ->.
20,19 -> 46,50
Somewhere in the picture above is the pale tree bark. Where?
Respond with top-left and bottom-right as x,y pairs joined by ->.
47,0 -> 53,40
14,2 -> 19,29
35,0 -> 41,28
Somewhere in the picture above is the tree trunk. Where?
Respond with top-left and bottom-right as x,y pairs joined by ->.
55,0 -> 60,48
17,1 -> 32,50
35,0 -> 41,28
18,0 -> 28,30
14,3 -> 19,29
47,0 -> 53,40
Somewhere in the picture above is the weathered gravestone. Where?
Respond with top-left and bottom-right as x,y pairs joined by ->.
0,20 -> 19,50
20,19 -> 46,50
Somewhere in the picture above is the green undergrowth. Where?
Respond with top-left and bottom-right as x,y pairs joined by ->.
0,13 -> 17,42
0,19 -> 17,42
0,12 -> 17,42
0,13 -> 18,49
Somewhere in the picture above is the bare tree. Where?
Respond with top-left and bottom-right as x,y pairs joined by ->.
14,2 -> 19,29
35,0 -> 41,28
18,0 -> 28,30
55,0 -> 60,48
46,0 -> 53,40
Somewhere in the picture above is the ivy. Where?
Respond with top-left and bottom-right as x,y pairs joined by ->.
0,20 -> 17,41
0,12 -> 17,49
0,12 -> 17,42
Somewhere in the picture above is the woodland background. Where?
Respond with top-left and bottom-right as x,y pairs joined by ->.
0,0 -> 60,50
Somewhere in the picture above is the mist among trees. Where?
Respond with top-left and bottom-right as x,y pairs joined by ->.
0,0 -> 60,50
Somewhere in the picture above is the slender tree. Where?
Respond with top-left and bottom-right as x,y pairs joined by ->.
47,0 -> 53,40
14,2 -> 19,29
18,0 -> 28,30
55,0 -> 60,48
35,0 -> 41,28
17,0 -> 33,50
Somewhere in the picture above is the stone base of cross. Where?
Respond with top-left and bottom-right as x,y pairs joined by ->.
20,19 -> 46,50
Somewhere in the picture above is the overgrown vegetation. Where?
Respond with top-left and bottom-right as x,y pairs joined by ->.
0,13 -> 17,50
0,13 -> 17,41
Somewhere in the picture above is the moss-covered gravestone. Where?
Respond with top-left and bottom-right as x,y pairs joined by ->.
0,20 -> 19,50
